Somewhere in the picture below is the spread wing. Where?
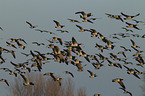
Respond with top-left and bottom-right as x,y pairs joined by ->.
26,21 -> 33,27
53,20 -> 60,26
121,12 -> 129,17
118,81 -> 126,89
87,70 -> 93,76
5,80 -> 9,86
76,25 -> 83,30
20,74 -> 29,83
130,39 -> 136,46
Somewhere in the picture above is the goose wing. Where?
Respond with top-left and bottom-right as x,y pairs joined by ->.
123,65 -> 130,70
53,20 -> 60,26
4,79 -> 9,86
50,73 -> 57,81
19,39 -> 27,44
87,70 -> 93,76
20,74 -> 29,83
130,39 -> 136,46
121,12 -> 129,17
118,80 -> 126,89
72,37 -> 78,45
11,51 -> 16,58
75,11 -> 85,15
26,21 -> 33,27
69,72 -> 74,78
135,13 -> 140,16
76,25 -> 83,30
133,72 -> 140,79
126,22 -> 132,25
122,52 -> 126,58
58,38 -> 63,45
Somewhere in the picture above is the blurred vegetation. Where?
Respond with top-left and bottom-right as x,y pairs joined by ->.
8,72 -> 86,96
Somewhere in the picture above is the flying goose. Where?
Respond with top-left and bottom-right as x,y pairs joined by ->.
0,27 -> 3,31
14,40 -> 23,48
0,55 -> 5,62
92,62 -> 104,70
96,53 -> 108,60
10,61 -> 22,68
125,22 -> 140,30
52,37 -> 63,45
71,37 -> 83,47
89,55 -> 99,62
89,29 -> 99,37
76,25 -> 88,32
131,46 -> 144,53
87,70 -> 97,78
0,68 -> 17,77
107,59 -> 122,69
105,13 -> 114,18
135,55 -> 144,66
56,29 -> 69,33
64,49 -> 76,60
26,21 -> 37,28
120,46 -> 131,52
65,71 -> 74,78
31,61 -> 42,72
132,19 -> 145,23
134,68 -> 144,75
122,27 -> 133,32
0,79 -> 9,86
130,39 -> 140,48
95,43 -> 108,52
43,72 -> 56,81
81,17 -> 94,23
20,74 -> 34,86
119,88 -> 132,96
35,29 -> 49,33
117,51 -> 126,58
121,12 -> 140,20
112,78 -> 126,89
94,94 -> 101,96
113,15 -> 124,22
9,38 -> 17,43
18,38 -> 27,44
123,65 -> 140,79
76,63 -> 83,72
109,53 -> 120,61
6,42 -> 17,49
68,19 -> 80,23
30,50 -> 38,59
32,42 -> 45,46
34,50 -> 50,61
53,20 -> 64,28
75,11 -> 93,18
56,77 -> 63,86
17,43 -> 25,50
21,52 -> 31,57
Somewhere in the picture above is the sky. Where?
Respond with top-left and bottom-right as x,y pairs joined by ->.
0,0 -> 145,96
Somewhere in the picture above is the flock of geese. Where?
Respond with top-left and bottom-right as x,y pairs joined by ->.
0,11 -> 145,96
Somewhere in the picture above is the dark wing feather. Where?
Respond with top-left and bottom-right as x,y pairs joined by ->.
87,70 -> 93,76
53,20 -> 60,26
119,81 -> 126,89
121,12 -> 129,17
20,74 -> 29,83
76,25 -> 83,30
5,80 -> 9,86
26,21 -> 32,27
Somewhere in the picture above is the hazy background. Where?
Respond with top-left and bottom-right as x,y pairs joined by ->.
0,0 -> 145,96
